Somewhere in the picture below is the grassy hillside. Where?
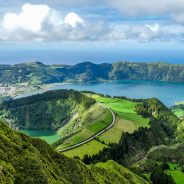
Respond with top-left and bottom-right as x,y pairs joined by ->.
177,120 -> 184,141
55,103 -> 112,150
78,97 -> 182,183
82,98 -> 179,165
0,89 -> 97,144
0,120 -> 149,184
170,102 -> 184,142
91,95 -> 149,144
171,102 -> 184,118
0,61 -> 184,84
63,94 -> 149,158
0,89 -> 114,150
64,140 -> 108,159
0,89 -> 95,130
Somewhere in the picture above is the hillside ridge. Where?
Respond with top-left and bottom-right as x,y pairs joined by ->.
0,61 -> 184,84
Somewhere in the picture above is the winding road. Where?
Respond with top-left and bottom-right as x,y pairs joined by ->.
58,103 -> 116,152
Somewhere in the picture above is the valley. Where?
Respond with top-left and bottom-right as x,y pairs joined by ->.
0,62 -> 184,184
0,87 -> 183,184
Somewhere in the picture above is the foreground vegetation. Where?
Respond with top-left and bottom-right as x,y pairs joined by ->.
0,89 -> 114,150
0,120 -> 149,184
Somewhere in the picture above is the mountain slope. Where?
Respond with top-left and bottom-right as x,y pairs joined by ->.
0,89 -> 113,149
0,61 -> 184,84
0,89 -> 96,131
82,98 -> 179,165
0,120 -> 148,184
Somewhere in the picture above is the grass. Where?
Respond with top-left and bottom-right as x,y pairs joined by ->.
63,95 -> 150,158
172,107 -> 184,118
56,106 -> 112,150
93,95 -> 150,144
167,170 -> 184,184
98,118 -> 136,144
116,112 -> 149,129
93,95 -> 136,114
22,130 -> 61,144
63,140 -> 108,159
171,101 -> 184,118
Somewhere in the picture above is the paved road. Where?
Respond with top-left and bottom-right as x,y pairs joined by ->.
58,103 -> 116,152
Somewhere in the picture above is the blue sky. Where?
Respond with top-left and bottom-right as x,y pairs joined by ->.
0,0 -> 184,64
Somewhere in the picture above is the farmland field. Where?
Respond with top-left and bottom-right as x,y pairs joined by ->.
63,94 -> 150,158
56,104 -> 113,150
92,95 -> 150,144
63,140 -> 108,158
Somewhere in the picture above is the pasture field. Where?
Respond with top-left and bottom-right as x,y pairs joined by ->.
56,106 -> 112,150
98,118 -> 136,144
63,94 -> 150,158
172,106 -> 184,118
171,101 -> 184,118
92,95 -> 149,144
168,170 -> 184,184
167,163 -> 184,184
63,140 -> 108,158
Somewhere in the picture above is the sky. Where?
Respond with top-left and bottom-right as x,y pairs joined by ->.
0,0 -> 184,64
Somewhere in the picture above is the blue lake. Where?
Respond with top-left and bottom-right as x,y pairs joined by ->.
50,80 -> 184,107
16,80 -> 184,107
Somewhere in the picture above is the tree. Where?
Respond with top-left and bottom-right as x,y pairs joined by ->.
150,168 -> 176,184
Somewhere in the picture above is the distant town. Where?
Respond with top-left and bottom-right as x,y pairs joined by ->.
0,83 -> 41,100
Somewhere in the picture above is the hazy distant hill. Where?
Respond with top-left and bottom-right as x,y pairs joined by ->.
0,61 -> 184,84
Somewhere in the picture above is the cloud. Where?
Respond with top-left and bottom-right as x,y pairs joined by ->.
102,23 -> 184,43
2,4 -> 50,32
64,12 -> 84,27
1,3 -> 184,43
0,3 -> 85,41
110,0 -> 184,23
102,24 -> 160,42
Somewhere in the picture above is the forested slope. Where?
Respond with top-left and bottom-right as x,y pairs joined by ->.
0,120 -> 148,184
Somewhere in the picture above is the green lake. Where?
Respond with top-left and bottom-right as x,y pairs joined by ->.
22,130 -> 61,144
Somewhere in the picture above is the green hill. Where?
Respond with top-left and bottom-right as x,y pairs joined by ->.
0,61 -> 184,84
0,89 -> 95,131
0,120 -> 148,184
0,89 -> 112,148
82,97 -> 179,165
63,93 -> 150,159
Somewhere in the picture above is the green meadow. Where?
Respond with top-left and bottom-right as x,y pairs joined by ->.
64,140 -> 108,158
168,170 -> 184,184
165,163 -> 184,184
92,95 -> 149,144
64,94 -> 150,158
56,103 -> 112,150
